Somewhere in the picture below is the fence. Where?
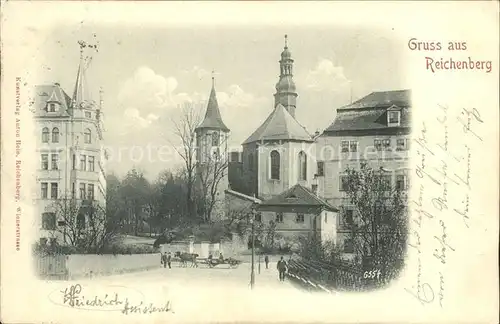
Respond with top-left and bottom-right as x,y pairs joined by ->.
286,255 -> 381,292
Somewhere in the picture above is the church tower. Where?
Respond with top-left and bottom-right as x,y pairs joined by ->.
195,73 -> 230,221
274,35 -> 298,118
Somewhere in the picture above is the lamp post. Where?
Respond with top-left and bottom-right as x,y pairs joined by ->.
250,209 -> 256,289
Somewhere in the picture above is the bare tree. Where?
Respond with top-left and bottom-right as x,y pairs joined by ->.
343,162 -> 408,273
170,102 -> 202,219
197,141 -> 230,222
51,196 -> 118,253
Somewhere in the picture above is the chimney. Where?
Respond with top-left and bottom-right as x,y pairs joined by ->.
54,82 -> 60,87
312,184 -> 319,196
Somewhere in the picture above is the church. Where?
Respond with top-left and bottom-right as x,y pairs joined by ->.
195,35 -> 411,252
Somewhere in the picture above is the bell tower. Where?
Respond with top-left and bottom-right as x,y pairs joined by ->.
274,35 -> 298,117
195,72 -> 230,221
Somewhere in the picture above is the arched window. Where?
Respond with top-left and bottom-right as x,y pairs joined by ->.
84,129 -> 91,144
270,150 -> 280,180
248,153 -> 254,171
298,151 -> 307,181
52,127 -> 59,143
42,127 -> 49,143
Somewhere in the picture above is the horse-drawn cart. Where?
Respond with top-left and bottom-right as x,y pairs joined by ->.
204,257 -> 242,269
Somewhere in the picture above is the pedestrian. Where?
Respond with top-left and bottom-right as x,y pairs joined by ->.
277,256 -> 287,281
161,252 -> 167,268
167,252 -> 172,269
264,255 -> 269,269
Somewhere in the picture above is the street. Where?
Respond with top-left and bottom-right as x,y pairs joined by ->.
79,260 -> 296,293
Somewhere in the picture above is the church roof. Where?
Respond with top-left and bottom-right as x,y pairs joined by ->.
196,85 -> 230,132
33,84 -> 72,117
259,184 -> 338,212
324,89 -> 411,134
243,103 -> 313,145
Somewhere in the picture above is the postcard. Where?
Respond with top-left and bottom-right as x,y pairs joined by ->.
1,1 -> 498,323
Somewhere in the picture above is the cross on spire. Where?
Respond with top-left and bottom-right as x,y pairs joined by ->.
212,69 -> 215,88
284,34 -> 288,48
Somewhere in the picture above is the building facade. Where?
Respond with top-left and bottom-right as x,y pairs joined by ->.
316,90 -> 411,252
33,51 -> 107,244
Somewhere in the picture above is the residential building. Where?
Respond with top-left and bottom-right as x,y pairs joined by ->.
33,49 -> 107,244
316,90 -> 411,252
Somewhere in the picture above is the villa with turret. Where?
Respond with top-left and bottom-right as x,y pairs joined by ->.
33,47 -> 107,244
197,35 -> 411,251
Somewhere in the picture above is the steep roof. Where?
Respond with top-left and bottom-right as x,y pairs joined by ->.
339,89 -> 410,110
33,84 -> 72,117
72,56 -> 97,110
196,86 -> 230,132
243,104 -> 313,145
259,184 -> 338,212
324,89 -> 411,133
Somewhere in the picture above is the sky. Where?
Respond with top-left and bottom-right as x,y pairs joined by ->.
31,24 -> 408,181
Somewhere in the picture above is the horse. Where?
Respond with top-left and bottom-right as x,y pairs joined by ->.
174,252 -> 199,268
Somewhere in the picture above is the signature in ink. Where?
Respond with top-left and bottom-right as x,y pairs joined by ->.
457,108 -> 483,142
433,220 -> 456,264
453,144 -> 471,189
454,194 -> 471,228
438,272 -> 445,308
49,284 -> 147,312
122,300 -> 174,315
404,256 -> 435,306
412,184 -> 435,227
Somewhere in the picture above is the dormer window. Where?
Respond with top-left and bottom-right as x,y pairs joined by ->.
387,105 -> 401,126
46,103 -> 59,112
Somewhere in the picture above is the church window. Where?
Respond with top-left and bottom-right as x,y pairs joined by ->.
52,127 -> 59,143
298,151 -> 307,181
212,132 -> 219,146
42,127 -> 49,143
270,150 -> 280,180
84,129 -> 92,144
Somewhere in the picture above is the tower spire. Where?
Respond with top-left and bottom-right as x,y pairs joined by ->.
274,34 -> 298,117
